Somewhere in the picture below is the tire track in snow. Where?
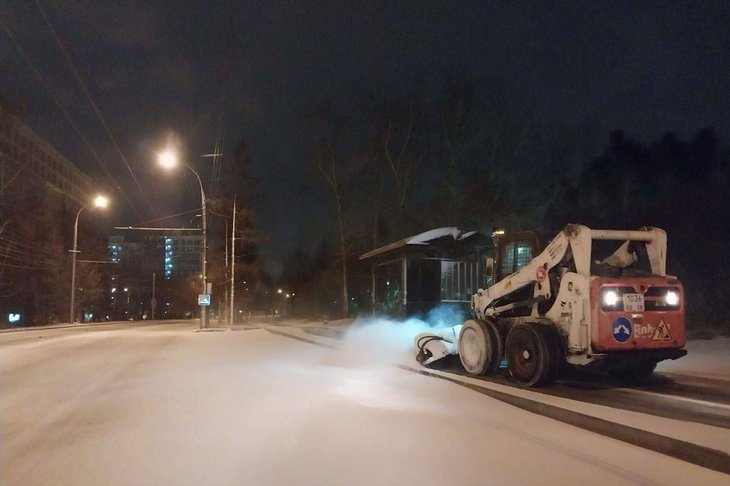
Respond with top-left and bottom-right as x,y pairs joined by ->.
405,365 -> 730,476
267,326 -> 730,476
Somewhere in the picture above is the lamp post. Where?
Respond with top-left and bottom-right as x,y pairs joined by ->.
70,194 -> 108,324
158,150 -> 208,329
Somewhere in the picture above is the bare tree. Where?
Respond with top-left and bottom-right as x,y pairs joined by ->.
312,144 -> 349,316
307,106 -> 353,317
364,93 -> 427,241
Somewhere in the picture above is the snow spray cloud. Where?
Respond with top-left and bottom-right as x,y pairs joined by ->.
338,304 -> 465,367
422,304 -> 466,328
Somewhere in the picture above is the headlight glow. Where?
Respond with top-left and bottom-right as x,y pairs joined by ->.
665,290 -> 679,306
602,290 -> 619,307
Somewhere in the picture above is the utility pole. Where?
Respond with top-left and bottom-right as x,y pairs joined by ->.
69,195 -> 108,324
223,219 -> 229,325
201,176 -> 208,329
151,272 -> 156,320
229,195 -> 236,327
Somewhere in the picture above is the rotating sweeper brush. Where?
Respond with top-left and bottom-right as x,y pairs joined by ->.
414,325 -> 462,365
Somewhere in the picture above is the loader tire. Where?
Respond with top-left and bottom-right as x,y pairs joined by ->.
505,323 -> 558,387
536,324 -> 565,383
459,319 -> 501,376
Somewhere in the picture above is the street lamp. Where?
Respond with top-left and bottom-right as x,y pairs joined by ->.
70,194 -> 109,324
157,149 -> 209,329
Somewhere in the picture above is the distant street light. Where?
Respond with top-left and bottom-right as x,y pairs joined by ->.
157,149 -> 209,329
70,194 -> 109,324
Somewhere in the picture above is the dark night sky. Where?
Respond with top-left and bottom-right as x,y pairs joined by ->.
2,1 -> 729,269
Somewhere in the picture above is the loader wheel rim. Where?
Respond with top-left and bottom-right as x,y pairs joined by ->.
510,338 -> 537,379
459,319 -> 500,376
506,325 -> 545,385
461,327 -> 484,370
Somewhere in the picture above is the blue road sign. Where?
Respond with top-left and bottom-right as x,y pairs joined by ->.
612,316 -> 632,343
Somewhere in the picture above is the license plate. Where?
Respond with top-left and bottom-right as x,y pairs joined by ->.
623,293 -> 644,312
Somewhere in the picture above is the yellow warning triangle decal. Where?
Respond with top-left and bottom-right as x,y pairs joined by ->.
652,319 -> 673,341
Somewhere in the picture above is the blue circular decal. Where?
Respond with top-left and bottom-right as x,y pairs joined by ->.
612,317 -> 632,343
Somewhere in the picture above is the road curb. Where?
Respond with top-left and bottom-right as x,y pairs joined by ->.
0,321 -> 129,333
404,365 -> 730,476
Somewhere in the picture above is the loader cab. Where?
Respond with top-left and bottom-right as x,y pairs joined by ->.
485,230 -> 548,286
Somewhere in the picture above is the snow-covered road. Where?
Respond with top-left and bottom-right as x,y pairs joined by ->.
1,320 -> 728,485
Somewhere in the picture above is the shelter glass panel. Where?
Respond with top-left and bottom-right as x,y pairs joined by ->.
441,260 -> 479,302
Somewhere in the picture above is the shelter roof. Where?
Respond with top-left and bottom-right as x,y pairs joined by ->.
359,227 -> 483,260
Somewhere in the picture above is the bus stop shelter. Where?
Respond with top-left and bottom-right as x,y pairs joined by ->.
359,227 -> 490,316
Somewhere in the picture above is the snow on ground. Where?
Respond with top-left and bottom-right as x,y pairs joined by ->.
1,320 -> 728,485
657,337 -> 730,380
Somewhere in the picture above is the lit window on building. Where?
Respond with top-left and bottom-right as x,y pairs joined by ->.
164,238 -> 174,279
108,244 -> 122,263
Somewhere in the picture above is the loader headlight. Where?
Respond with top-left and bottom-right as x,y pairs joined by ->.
665,290 -> 679,307
602,289 -> 619,307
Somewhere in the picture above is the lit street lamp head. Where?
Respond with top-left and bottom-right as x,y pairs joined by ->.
93,194 -> 109,209
158,150 -> 178,170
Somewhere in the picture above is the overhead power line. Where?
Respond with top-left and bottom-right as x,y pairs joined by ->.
33,0 -> 154,215
114,226 -> 201,232
0,12 -> 142,218
133,209 -> 202,226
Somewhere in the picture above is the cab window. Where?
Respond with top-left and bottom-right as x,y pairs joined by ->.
500,240 -> 533,276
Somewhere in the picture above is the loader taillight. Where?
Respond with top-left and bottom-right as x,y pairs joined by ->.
644,286 -> 681,310
600,286 -> 635,311
665,290 -> 680,307
602,289 -> 619,307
